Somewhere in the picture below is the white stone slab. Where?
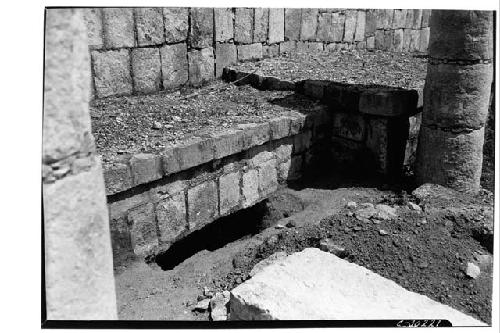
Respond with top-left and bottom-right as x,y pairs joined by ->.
229,248 -> 485,326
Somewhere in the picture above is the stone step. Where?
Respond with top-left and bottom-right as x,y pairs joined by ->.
229,248 -> 485,325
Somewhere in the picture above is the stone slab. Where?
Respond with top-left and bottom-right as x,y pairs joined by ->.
135,8 -> 164,46
190,7 -> 214,48
102,8 -> 134,48
284,8 -> 301,41
163,7 -> 189,43
268,8 -> 285,44
229,248 -> 486,325
91,49 -> 132,98
160,43 -> 188,89
214,8 -> 234,42
188,48 -> 215,86
187,180 -> 218,229
131,47 -> 161,94
253,8 -> 269,43
235,8 -> 253,44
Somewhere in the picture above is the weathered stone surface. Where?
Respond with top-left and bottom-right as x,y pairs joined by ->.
429,10 -> 493,60
214,8 -> 234,42
359,88 -> 418,116
44,9 -> 93,162
268,8 -> 285,43
229,248 -> 485,325
102,8 -> 134,48
135,8 -> 164,46
44,157 -> 116,319
103,163 -> 133,195
333,113 -> 365,142
465,262 -> 481,279
284,8 -> 301,41
131,48 -> 161,94
317,13 -> 334,42
366,36 -> 375,49
129,153 -> 163,186
219,172 -> 241,215
412,9 -> 423,29
404,9 -> 414,29
275,142 -> 293,162
210,128 -> 244,159
392,29 -> 404,52
423,63 -> 493,129
258,159 -> 278,196
365,117 -> 389,174
108,190 -> 150,221
343,10 -> 357,42
156,193 -> 187,243
374,29 -> 384,49
296,41 -> 323,52
277,159 -> 291,182
293,131 -> 312,154
383,29 -> 394,51
365,10 -> 377,37
254,8 -> 269,43
279,41 -> 296,54
263,45 -> 280,58
160,43 -> 188,89
421,9 -> 431,28
249,252 -> 288,277
210,291 -> 230,321
190,7 -> 213,48
83,8 -> 103,48
300,8 -> 318,41
163,7 -> 188,43
235,8 -> 253,44
128,202 -> 158,256
416,126 -> 485,194
237,43 -> 263,62
237,122 -> 271,149
331,13 -> 346,42
188,48 -> 215,86
91,49 -> 132,98
149,179 -> 186,202
419,27 -> 430,52
174,136 -> 214,170
188,180 -> 218,229
354,11 -> 366,41
392,9 -> 405,29
242,169 -> 259,207
215,43 -> 237,78
376,9 -> 393,29
269,117 -> 291,140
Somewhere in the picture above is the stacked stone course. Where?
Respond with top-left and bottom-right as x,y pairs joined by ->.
84,7 -> 432,99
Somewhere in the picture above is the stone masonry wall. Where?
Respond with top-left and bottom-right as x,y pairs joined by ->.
105,107 -> 332,262
83,8 -> 431,99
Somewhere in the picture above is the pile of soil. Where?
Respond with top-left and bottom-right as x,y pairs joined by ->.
225,190 -> 494,324
89,81 -> 321,167
230,49 -> 427,89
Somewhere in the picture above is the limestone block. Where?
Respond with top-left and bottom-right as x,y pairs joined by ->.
174,136 -> 214,170
128,203 -> 158,256
237,43 -> 263,62
135,8 -> 164,46
268,8 -> 285,43
210,128 -> 244,159
366,36 -> 375,49
404,9 -> 414,29
129,153 -> 163,186
317,13 -> 334,42
229,248 -> 486,325
279,41 -> 296,54
215,43 -> 237,78
258,159 -> 278,196
162,145 -> 182,175
343,10 -> 357,42
246,147 -> 275,168
269,116 -> 291,140
108,190 -> 150,221
275,142 -> 293,162
44,159 -> 116,319
235,8 -> 253,44
131,47 -> 162,94
364,10 -> 377,37
409,29 -> 420,52
416,126 -> 485,193
402,29 -> 412,51
44,9 -> 92,162
423,63 -> 493,129
374,29 -> 384,49
91,49 -> 132,98
188,180 -> 218,229
412,9 -> 423,29
284,8 -> 301,41
83,8 -> 103,48
219,172 -> 241,215
254,8 -> 269,43
102,8 -> 134,48
160,43 -> 188,89
359,87 -> 418,117
333,113 -> 365,142
419,27 -> 430,53
242,169 -> 259,207
392,29 -> 404,52
300,8 -> 318,41
384,30 -> 394,51
163,7 -> 189,43
237,122 -> 271,149
289,113 -> 307,135
190,7 -> 213,48
103,163 -> 133,195
296,41 -> 323,52
421,9 -> 431,28
214,8 -> 234,42
188,48 -> 215,86
354,11 -> 366,41
332,13 -> 345,42
277,159 -> 291,182
376,9 -> 393,29
263,44 -> 279,58
156,193 -> 187,243
392,9 -> 405,29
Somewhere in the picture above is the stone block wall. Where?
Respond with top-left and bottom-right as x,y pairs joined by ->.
104,107 -> 332,262
83,7 -> 431,99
